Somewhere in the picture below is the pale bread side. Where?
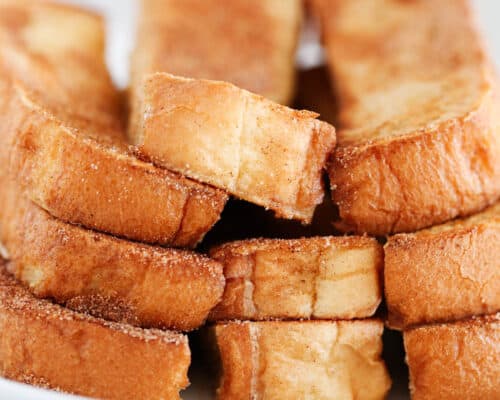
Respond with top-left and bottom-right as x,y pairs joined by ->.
130,73 -> 336,223
209,236 -> 382,321
212,320 -> 391,400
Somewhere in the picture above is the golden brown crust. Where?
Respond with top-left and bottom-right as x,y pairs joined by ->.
209,236 -> 382,321
0,263 -> 191,399
133,0 -> 302,105
7,90 -> 227,247
313,0 -> 500,235
130,73 -> 336,222
404,313 -> 500,400
385,202 -> 500,329
0,1 -> 227,247
213,319 -> 391,400
0,176 -> 225,331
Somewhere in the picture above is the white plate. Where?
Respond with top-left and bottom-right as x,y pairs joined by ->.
0,365 -> 409,399
0,378 -> 87,399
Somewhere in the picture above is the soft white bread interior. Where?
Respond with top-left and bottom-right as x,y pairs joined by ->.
211,319 -> 391,400
129,73 -> 336,223
209,236 -> 382,321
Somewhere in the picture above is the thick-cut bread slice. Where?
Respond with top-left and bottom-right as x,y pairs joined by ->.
210,320 -> 391,399
132,0 -> 302,105
0,263 -> 190,400
404,313 -> 500,400
209,236 -> 382,321
0,176 -> 224,331
0,1 -> 227,247
1,84 -> 227,248
313,0 -> 500,235
385,202 -> 500,330
129,73 -> 336,222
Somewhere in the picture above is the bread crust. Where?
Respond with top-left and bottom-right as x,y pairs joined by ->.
0,1 -> 227,247
130,73 -> 336,222
331,98 -> 500,235
314,0 -> 500,235
209,236 -> 382,321
8,89 -> 227,247
0,177 -> 225,331
404,313 -> 500,400
385,202 -> 500,329
212,319 -> 391,400
0,263 -> 190,399
133,0 -> 302,105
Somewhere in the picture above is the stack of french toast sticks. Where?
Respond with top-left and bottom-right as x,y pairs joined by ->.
0,0 -> 497,398
313,0 -> 500,398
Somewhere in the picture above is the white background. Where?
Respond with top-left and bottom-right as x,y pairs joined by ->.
0,1 -> 498,399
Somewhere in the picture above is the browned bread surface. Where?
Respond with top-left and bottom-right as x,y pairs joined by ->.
314,0 -> 500,235
0,0 -> 227,247
385,202 -> 500,329
404,313 -> 500,400
130,73 -> 336,223
209,236 -> 382,321
133,0 -> 302,105
212,319 -> 391,399
0,263 -> 190,399
0,179 -> 224,331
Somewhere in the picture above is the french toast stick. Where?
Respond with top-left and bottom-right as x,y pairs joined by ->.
211,320 -> 391,400
0,0 -> 227,247
129,73 -> 336,223
209,236 -> 382,321
314,0 -> 500,235
385,202 -> 500,329
0,178 -> 224,331
404,313 -> 500,400
0,262 -> 190,400
133,0 -> 302,105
